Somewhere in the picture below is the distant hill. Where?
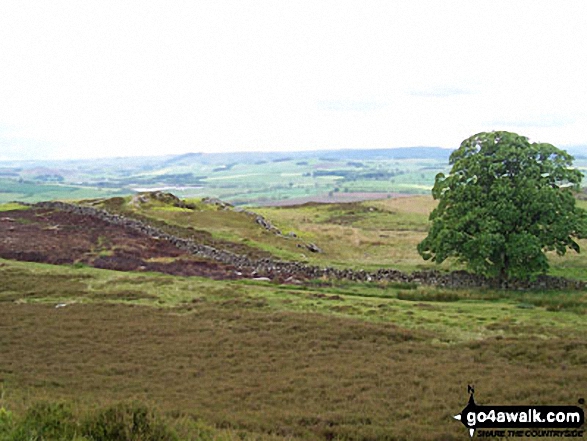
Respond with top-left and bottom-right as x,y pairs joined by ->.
566,146 -> 587,159
161,147 -> 452,166
314,147 -> 452,161
6,145 -> 558,204
162,152 -> 204,166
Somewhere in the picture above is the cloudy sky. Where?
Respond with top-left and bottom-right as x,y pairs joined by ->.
1,0 -> 586,160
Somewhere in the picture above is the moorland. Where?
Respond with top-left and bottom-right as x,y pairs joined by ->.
0,148 -> 587,440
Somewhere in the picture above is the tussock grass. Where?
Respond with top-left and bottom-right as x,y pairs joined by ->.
0,266 -> 91,302
1,259 -> 587,439
397,290 -> 460,302
1,299 -> 585,440
0,400 -> 228,441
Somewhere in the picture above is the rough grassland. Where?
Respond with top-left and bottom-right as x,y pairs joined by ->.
1,195 -> 587,440
256,196 -> 587,276
93,195 -> 444,271
1,259 -> 586,440
76,194 -> 587,276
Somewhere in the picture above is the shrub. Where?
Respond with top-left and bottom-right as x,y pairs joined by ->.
10,402 -> 79,441
83,402 -> 177,441
0,407 -> 15,439
397,290 -> 460,302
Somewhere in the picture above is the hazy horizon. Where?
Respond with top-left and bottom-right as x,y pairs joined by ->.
2,1 -> 587,161
0,145 -> 455,163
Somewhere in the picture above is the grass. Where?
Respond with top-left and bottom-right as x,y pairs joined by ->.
0,179 -> 128,204
546,242 -> 587,281
0,203 -> 30,212
67,190 -> 587,275
1,259 -> 586,439
2,192 -> 587,440
250,197 -> 448,271
4,257 -> 584,340
8,190 -> 587,278
0,400 -> 229,441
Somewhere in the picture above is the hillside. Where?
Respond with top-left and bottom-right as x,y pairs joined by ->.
1,193 -> 586,440
2,192 -> 586,286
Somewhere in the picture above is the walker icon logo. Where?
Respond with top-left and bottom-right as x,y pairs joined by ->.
453,386 -> 585,438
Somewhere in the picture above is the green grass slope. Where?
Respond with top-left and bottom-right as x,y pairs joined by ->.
76,192 -> 587,279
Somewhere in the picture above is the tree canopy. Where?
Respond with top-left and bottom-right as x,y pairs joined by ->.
417,131 -> 587,281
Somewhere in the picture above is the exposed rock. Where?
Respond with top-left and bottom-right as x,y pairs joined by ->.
131,191 -> 182,207
201,197 -> 233,209
306,243 -> 322,253
254,215 -> 281,235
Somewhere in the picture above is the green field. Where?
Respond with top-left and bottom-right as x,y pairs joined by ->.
1,192 -> 586,440
2,149 -> 586,209
0,149 -> 459,205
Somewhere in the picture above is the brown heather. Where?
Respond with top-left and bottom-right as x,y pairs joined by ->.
1,301 -> 585,440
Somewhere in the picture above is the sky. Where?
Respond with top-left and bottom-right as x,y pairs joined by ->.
1,0 -> 587,160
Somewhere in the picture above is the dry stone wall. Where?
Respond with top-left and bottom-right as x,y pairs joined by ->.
26,201 -> 586,290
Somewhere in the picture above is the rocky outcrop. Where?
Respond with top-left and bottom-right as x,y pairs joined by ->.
24,201 -> 586,290
201,197 -> 233,209
131,191 -> 196,209
305,243 -> 322,253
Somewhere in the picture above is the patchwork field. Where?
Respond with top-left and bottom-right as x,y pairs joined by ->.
1,194 -> 586,440
0,148 -> 455,205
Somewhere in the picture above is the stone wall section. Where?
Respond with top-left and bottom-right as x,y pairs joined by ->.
27,201 -> 585,290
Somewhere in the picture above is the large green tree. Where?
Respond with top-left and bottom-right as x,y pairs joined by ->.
418,131 -> 587,281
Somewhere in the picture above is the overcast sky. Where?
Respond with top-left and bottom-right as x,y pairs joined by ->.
1,1 -> 586,160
